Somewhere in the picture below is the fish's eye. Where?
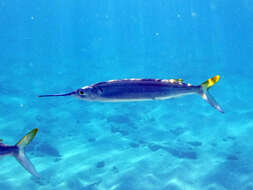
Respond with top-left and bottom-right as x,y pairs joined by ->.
78,89 -> 85,95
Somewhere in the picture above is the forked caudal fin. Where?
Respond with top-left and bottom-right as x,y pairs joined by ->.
14,128 -> 39,178
200,75 -> 224,113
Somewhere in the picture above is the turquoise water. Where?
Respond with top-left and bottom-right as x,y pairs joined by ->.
0,1 -> 253,189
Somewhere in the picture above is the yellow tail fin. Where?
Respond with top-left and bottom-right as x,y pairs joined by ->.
201,75 -> 220,90
16,128 -> 38,148
200,75 -> 224,113
15,128 -> 39,178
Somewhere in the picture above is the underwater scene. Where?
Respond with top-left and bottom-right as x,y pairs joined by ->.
0,0 -> 253,190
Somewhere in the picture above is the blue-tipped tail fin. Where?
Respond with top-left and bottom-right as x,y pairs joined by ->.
200,75 -> 224,113
14,128 -> 39,178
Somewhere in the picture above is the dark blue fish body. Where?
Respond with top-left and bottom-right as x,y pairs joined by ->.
88,79 -> 200,101
0,144 -> 18,157
0,129 -> 39,178
39,76 -> 224,113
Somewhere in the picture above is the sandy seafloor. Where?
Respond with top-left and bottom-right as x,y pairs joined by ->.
0,55 -> 252,190
0,1 -> 253,190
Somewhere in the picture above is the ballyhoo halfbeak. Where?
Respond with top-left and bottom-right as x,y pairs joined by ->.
38,91 -> 76,98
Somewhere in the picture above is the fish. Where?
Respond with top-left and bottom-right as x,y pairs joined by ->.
38,75 -> 224,113
0,128 -> 39,178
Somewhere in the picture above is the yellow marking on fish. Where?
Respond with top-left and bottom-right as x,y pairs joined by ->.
16,128 -> 38,147
201,75 -> 220,90
161,79 -> 184,84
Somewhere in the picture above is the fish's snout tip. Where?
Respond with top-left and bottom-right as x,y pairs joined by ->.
37,95 -> 46,98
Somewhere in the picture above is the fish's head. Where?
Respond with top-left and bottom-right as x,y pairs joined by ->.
75,86 -> 102,100
38,86 -> 103,100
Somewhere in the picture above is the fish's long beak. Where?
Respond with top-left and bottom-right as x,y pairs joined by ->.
38,91 -> 76,98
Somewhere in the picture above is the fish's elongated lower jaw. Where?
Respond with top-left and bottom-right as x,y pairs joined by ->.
38,91 -> 76,98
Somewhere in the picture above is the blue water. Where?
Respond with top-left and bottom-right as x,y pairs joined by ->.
0,1 -> 253,189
